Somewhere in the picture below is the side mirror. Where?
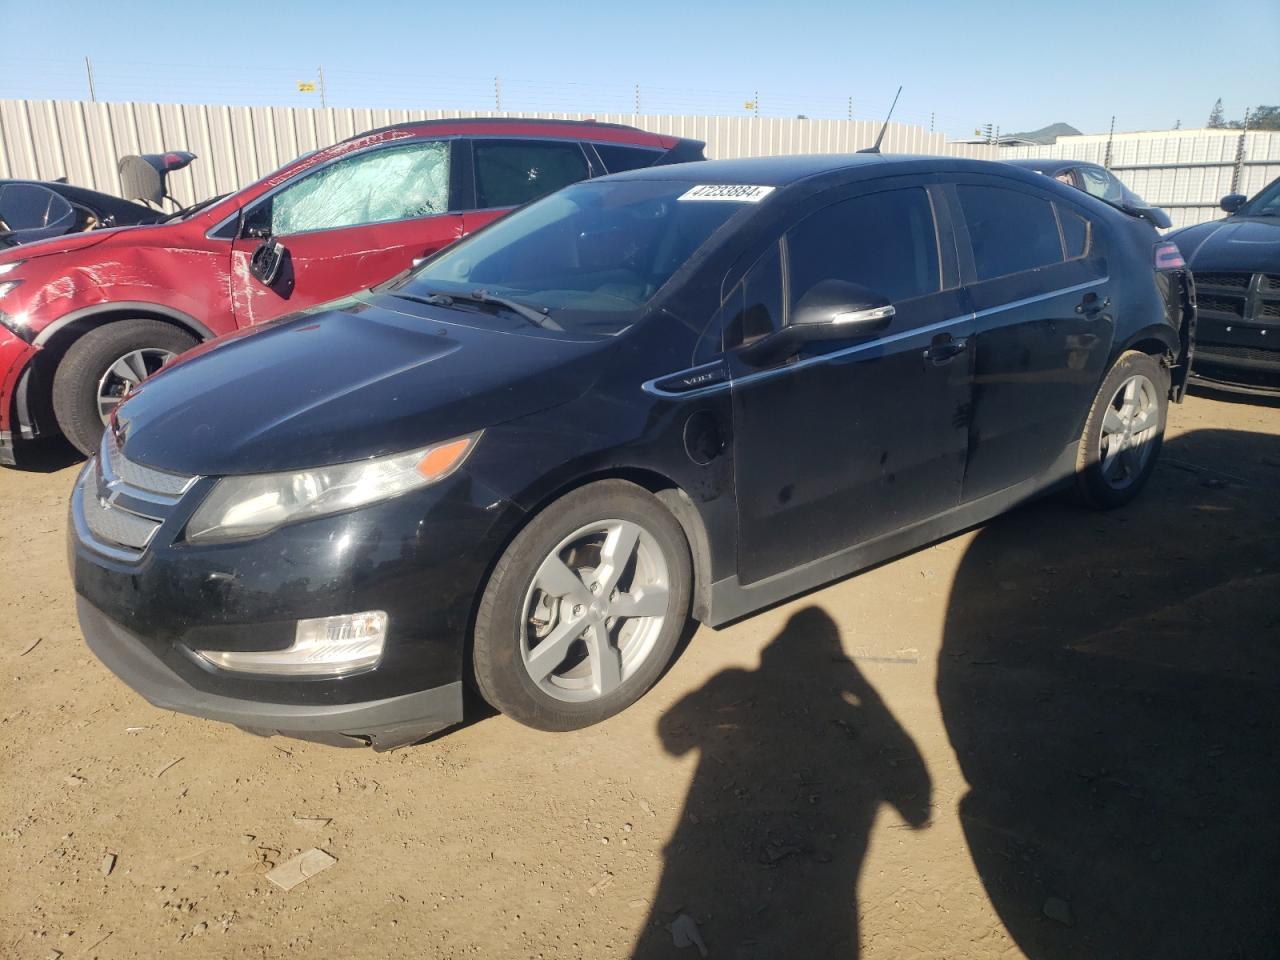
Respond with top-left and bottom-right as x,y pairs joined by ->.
791,279 -> 895,334
1220,194 -> 1247,214
249,240 -> 287,287
741,280 -> 894,365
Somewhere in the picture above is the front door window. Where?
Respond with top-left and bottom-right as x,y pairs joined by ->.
245,140 -> 450,237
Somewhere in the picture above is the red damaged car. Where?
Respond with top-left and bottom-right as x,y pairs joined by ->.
0,119 -> 703,462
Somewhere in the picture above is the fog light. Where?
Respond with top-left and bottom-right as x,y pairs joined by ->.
195,611 -> 388,677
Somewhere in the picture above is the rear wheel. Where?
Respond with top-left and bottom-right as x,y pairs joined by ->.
52,319 -> 197,456
472,480 -> 692,731
1073,350 -> 1169,509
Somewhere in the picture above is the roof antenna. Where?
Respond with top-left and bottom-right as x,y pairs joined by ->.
858,85 -> 902,154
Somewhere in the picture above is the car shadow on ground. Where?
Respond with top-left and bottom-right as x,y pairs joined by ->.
1187,382 -> 1280,410
633,427 -> 1279,959
632,606 -> 932,958
8,434 -> 83,472
938,427 -> 1280,960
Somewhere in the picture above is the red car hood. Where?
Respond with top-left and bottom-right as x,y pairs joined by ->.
0,223 -> 151,263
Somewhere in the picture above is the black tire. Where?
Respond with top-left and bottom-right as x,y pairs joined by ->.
51,319 -> 197,456
473,479 -> 692,731
1073,350 -> 1170,509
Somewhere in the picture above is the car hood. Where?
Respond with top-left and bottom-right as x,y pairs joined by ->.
0,225 -> 129,263
1170,217 -> 1280,273
114,297 -> 612,476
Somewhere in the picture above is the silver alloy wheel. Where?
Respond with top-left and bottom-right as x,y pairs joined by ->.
1098,373 -> 1160,490
96,347 -> 176,423
520,518 -> 670,703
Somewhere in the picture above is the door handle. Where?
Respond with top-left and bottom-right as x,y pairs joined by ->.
1075,293 -> 1111,317
924,336 -> 968,366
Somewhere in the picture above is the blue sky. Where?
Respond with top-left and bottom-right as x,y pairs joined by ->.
2,0 -> 1276,137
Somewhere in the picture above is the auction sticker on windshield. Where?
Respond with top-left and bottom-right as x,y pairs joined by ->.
678,184 -> 775,202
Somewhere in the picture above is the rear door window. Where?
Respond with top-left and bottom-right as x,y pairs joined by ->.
786,187 -> 941,310
957,184 -> 1064,280
473,140 -> 591,208
594,143 -> 664,173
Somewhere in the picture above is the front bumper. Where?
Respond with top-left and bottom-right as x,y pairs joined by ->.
78,596 -> 462,749
69,451 -> 522,748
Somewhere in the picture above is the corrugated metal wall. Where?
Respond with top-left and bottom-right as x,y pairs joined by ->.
1002,129 -> 1280,229
4,100 -> 1275,231
0,99 -> 996,209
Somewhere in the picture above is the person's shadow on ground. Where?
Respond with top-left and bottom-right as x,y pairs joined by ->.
632,606 -> 931,959
938,427 -> 1280,960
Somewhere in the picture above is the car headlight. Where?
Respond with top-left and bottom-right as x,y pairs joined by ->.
184,432 -> 480,543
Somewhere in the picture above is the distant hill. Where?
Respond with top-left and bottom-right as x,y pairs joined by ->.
1007,122 -> 1082,144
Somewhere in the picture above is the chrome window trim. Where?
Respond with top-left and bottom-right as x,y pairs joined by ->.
641,278 -> 1109,400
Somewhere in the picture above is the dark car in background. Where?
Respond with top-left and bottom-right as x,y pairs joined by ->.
1168,176 -> 1280,396
70,154 -> 1195,750
1006,158 -> 1171,229
0,177 -> 163,247
0,119 -> 704,462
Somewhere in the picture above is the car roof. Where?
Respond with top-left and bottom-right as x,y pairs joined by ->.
349,116 -> 690,148
1005,158 -> 1091,175
601,153 -> 1053,189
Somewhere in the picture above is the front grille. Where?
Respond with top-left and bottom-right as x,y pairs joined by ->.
1194,271 -> 1280,327
1197,342 -> 1280,363
1195,272 -> 1251,289
74,432 -> 198,560
103,429 -> 195,496
1197,294 -> 1245,319
77,468 -> 161,552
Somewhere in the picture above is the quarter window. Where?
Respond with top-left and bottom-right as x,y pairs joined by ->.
594,143 -> 663,174
1056,204 -> 1092,259
473,140 -> 590,208
786,188 -> 941,309
957,184 -> 1064,281
248,140 -> 450,237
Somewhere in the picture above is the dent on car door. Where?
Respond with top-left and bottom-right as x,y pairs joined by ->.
951,180 -> 1112,501
728,184 -> 972,585
228,139 -> 463,324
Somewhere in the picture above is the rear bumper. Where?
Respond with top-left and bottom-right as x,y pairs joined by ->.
77,596 -> 464,750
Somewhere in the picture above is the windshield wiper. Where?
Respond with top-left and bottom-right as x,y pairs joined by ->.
396,288 -> 561,330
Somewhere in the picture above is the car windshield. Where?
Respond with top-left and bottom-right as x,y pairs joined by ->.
1238,179 -> 1280,217
395,179 -> 755,336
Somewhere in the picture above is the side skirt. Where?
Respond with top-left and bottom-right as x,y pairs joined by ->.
705,442 -> 1077,627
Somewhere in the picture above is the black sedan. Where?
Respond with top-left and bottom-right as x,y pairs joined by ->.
69,154 -> 1195,748
1006,158 -> 1171,229
1169,176 -> 1280,395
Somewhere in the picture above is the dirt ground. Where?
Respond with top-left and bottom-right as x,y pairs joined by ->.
2,391 -> 1278,960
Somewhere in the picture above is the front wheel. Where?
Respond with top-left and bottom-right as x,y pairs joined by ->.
52,319 -> 197,456
1073,350 -> 1169,509
472,480 -> 692,731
